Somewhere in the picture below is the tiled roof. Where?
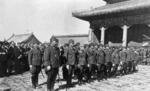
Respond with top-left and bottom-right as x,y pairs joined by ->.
7,33 -> 32,43
72,0 -> 150,20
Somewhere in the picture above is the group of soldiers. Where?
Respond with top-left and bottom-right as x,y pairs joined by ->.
60,40 -> 140,86
0,41 -> 45,77
0,38 -> 150,91
29,37 -> 146,91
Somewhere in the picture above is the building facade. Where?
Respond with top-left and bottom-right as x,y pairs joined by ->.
72,0 -> 150,46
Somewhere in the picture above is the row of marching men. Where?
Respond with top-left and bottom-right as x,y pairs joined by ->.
28,37 -> 140,91
60,39 -> 139,87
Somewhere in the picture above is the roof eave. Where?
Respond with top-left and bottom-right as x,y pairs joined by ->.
72,14 -> 90,21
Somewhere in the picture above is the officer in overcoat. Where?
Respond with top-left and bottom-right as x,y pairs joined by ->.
119,47 -> 127,75
65,39 -> 77,87
104,46 -> 112,77
77,46 -> 87,85
28,44 -> 42,89
87,43 -> 96,82
44,37 -> 60,91
96,45 -> 106,80
111,48 -> 120,77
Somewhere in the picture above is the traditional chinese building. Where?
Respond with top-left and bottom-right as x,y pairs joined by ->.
7,33 -> 41,44
72,0 -> 150,46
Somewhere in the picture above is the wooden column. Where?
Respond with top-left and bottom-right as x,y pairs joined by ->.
88,28 -> 94,43
100,27 -> 106,45
122,25 -> 129,46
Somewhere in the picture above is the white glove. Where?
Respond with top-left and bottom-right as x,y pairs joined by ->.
113,64 -> 115,66
66,65 -> 69,69
120,61 -> 123,65
87,64 -> 90,67
30,65 -> 32,68
47,66 -> 51,71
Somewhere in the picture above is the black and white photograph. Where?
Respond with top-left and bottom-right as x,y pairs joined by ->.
0,0 -> 150,91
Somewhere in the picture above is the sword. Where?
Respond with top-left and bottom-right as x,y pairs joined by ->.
57,70 -> 62,85
40,69 -> 45,79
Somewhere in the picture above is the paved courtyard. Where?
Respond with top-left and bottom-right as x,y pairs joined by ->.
0,65 -> 150,91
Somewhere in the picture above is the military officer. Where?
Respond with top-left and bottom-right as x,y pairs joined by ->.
96,45 -> 106,81
133,50 -> 139,72
65,39 -> 77,87
28,44 -> 42,89
126,47 -> 132,73
111,48 -> 120,77
44,37 -> 60,91
119,47 -> 127,75
77,46 -> 87,85
87,43 -> 97,83
104,46 -> 112,77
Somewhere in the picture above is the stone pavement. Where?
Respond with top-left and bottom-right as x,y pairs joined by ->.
0,65 -> 150,91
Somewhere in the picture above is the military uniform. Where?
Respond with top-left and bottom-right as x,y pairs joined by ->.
28,47 -> 42,89
111,50 -> 120,77
77,49 -> 87,85
104,48 -> 112,77
66,47 -> 77,86
44,45 -> 60,91
119,49 -> 127,75
96,48 -> 106,80
133,51 -> 139,71
126,48 -> 132,73
87,48 -> 96,82
62,44 -> 69,81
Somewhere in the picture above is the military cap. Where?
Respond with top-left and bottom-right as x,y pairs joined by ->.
84,44 -> 89,48
89,43 -> 94,47
64,43 -> 69,47
50,37 -> 58,43
76,42 -> 80,46
68,39 -> 74,44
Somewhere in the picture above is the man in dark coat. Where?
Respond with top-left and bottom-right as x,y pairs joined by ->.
119,47 -> 127,75
104,46 -> 113,77
126,47 -> 132,73
111,48 -> 120,77
65,39 -> 77,87
77,46 -> 87,85
44,37 -> 60,91
28,44 -> 42,89
11,42 -> 23,74
0,42 -> 7,77
87,43 -> 97,82
96,45 -> 106,81
62,43 -> 69,81
24,44 -> 30,71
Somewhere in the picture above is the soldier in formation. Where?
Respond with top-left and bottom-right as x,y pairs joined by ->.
59,39 -> 142,88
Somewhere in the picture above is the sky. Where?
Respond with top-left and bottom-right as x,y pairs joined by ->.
0,0 -> 106,42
